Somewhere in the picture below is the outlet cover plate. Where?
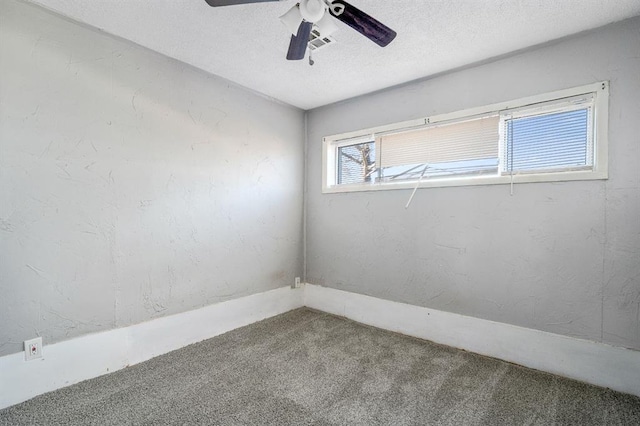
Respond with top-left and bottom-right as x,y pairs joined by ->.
24,337 -> 43,361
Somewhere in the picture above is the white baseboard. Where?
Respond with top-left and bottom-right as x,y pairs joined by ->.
3,283 -> 638,410
0,286 -> 304,409
304,284 -> 640,397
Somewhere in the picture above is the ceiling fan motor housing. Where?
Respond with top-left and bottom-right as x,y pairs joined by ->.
299,0 -> 326,23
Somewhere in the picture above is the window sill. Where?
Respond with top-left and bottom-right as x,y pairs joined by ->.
322,170 -> 608,194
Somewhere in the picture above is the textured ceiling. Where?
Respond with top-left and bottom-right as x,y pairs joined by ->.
27,0 -> 640,110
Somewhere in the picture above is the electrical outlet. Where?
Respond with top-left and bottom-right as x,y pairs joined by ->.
24,337 -> 42,361
293,276 -> 301,289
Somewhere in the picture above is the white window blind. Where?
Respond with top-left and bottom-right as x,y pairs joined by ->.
502,94 -> 594,174
379,115 -> 500,168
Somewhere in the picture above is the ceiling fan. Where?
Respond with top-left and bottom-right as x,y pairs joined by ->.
204,0 -> 397,61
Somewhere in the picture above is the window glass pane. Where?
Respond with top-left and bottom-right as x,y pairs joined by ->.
337,142 -> 376,185
505,108 -> 591,173
379,158 -> 498,182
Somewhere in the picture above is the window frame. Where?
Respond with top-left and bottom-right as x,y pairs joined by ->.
322,81 -> 609,194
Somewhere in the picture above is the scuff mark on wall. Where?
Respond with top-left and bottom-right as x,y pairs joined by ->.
0,218 -> 14,232
40,140 -> 53,158
25,264 -> 47,279
142,273 -> 168,315
434,243 -> 467,255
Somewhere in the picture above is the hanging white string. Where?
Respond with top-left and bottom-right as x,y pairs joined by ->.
508,118 -> 515,196
405,164 -> 429,209
510,171 -> 514,196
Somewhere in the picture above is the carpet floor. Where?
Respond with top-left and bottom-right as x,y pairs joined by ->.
1,308 -> 639,425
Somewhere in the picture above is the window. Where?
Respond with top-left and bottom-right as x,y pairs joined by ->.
337,141 -> 376,185
378,114 -> 500,182
322,82 -> 608,193
502,95 -> 593,175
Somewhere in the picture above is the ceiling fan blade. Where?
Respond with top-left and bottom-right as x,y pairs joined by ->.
329,0 -> 396,47
286,21 -> 313,60
204,0 -> 283,7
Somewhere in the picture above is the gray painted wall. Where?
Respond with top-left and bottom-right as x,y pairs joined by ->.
306,18 -> 640,350
0,1 -> 304,357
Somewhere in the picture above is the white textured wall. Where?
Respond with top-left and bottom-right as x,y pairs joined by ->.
306,18 -> 640,350
0,0 -> 304,357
